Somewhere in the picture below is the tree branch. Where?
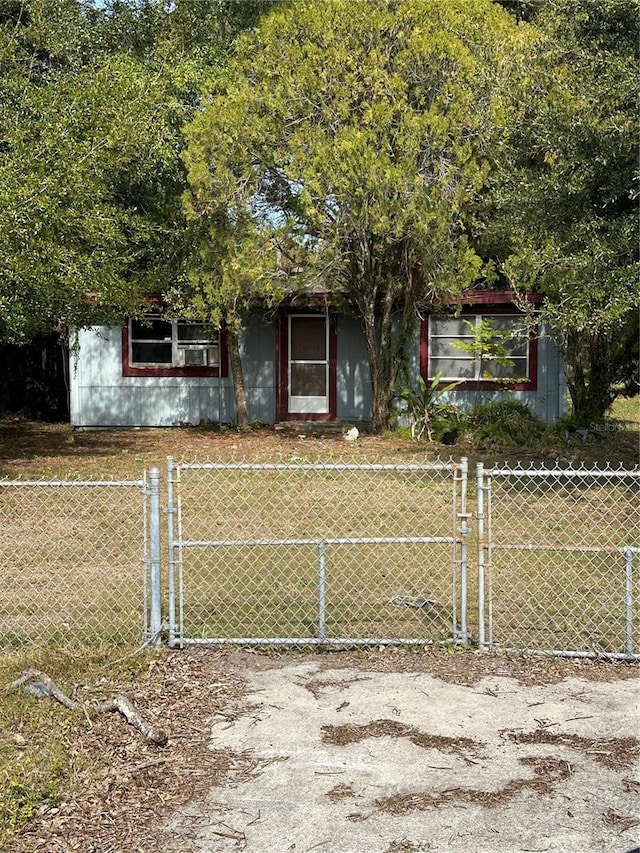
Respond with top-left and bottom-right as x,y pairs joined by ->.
9,670 -> 168,746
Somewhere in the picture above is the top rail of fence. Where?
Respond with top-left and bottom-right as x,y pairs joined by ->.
172,460 -> 458,472
0,478 -> 145,488
484,461 -> 640,479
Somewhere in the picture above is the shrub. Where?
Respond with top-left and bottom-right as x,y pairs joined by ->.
396,374 -> 462,441
466,400 -> 547,450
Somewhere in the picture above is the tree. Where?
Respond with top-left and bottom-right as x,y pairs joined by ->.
0,0 -> 272,344
183,0 -> 520,432
483,0 -> 639,425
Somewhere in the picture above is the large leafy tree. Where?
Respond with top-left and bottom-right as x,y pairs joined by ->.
184,0 -> 520,432
483,0 -> 639,424
0,0 -> 271,343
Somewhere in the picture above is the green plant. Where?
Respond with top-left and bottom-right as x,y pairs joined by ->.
397,374 -> 463,441
453,318 -> 519,378
466,399 -> 547,449
431,404 -> 465,444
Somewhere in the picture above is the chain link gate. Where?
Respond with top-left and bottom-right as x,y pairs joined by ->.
476,463 -> 640,660
165,456 -> 469,649
3,458 -> 636,655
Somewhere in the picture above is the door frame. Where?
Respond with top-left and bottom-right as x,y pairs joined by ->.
276,311 -> 337,421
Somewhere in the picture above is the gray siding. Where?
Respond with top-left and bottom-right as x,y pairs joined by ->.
70,318 -> 566,428
336,315 -> 372,420
70,322 -> 270,428
239,319 -> 276,424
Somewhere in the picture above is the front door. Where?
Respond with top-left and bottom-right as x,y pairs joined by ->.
279,313 -> 336,420
289,315 -> 329,414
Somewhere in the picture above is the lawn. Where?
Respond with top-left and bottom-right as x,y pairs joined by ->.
0,395 -> 638,481
0,403 -> 637,650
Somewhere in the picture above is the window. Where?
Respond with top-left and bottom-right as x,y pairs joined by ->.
123,314 -> 227,377
421,298 -> 538,391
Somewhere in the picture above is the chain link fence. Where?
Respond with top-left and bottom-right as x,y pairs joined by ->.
477,463 -> 640,659
1,458 -> 638,659
166,457 -> 467,649
0,476 -> 149,648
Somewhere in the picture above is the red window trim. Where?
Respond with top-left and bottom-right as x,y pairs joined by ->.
276,311 -> 338,421
122,320 -> 229,378
420,292 -> 539,392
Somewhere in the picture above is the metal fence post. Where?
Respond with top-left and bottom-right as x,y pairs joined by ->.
166,456 -> 177,648
457,457 -> 470,644
624,546 -> 635,656
318,540 -> 327,643
148,466 -> 162,646
485,467 -> 493,648
476,462 -> 486,650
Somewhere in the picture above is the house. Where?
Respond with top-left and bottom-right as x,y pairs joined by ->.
69,291 -> 566,429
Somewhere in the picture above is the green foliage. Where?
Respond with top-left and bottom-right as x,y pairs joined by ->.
184,0 -> 521,431
0,776 -> 61,848
482,0 -> 639,422
431,405 -> 466,444
466,399 -> 546,449
0,0 -> 273,343
453,317 -> 529,381
397,374 -> 462,441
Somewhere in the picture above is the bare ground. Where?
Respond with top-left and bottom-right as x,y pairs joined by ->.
10,647 -> 640,853
1,416 -> 638,481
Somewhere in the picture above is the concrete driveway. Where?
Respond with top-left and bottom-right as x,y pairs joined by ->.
163,654 -> 640,853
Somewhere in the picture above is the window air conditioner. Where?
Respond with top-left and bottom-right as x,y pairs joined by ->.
176,346 -> 208,367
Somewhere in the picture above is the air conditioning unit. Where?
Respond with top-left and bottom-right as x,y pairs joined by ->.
176,346 -> 208,367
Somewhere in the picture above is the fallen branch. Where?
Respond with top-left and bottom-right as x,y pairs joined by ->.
9,670 -> 168,746
96,696 -> 168,745
10,669 -> 80,710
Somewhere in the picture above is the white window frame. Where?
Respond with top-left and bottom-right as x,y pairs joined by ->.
428,313 -> 531,383
128,315 -> 220,368
287,313 -> 330,414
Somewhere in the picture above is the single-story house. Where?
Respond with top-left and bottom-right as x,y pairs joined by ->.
69,291 -> 566,429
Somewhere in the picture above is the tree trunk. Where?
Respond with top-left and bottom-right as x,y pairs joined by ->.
227,327 -> 250,431
565,330 -> 617,426
360,297 -> 386,434
360,282 -> 402,435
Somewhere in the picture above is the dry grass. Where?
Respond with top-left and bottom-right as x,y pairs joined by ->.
1,413 -> 637,650
0,394 -> 638,482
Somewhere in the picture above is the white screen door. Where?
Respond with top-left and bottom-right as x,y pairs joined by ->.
288,315 -> 329,414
